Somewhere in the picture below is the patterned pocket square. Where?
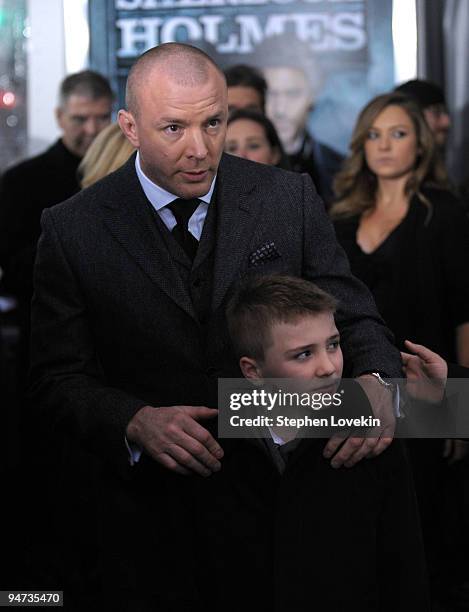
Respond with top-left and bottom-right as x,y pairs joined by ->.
248,241 -> 281,267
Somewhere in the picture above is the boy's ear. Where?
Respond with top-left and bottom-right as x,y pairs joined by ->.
239,357 -> 264,382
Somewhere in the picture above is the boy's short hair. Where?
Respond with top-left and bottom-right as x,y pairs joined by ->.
226,274 -> 338,361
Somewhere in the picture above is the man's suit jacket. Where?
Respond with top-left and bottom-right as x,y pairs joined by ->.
29,152 -> 402,606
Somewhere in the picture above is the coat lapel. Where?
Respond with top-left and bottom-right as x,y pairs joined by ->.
100,157 -> 198,320
99,154 -> 264,319
212,154 -> 264,312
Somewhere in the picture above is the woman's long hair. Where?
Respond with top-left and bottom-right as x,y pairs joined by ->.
330,92 -> 449,219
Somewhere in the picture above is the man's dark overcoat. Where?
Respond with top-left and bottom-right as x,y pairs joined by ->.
29,152 -> 403,609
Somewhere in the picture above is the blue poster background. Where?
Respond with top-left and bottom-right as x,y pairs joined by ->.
89,0 -> 394,155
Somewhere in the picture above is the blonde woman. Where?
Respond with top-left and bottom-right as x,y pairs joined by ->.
78,122 -> 135,188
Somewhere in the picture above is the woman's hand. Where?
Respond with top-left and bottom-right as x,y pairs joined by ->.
401,340 -> 448,403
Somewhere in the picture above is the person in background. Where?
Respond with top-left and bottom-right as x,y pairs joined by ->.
0,69 -> 113,601
331,91 -> 469,606
78,122 -> 135,189
252,35 -> 343,205
331,92 -> 468,363
0,70 -> 114,301
225,108 -> 290,169
395,79 -> 467,209
224,64 -> 266,113
402,338 -> 469,608
395,79 -> 451,152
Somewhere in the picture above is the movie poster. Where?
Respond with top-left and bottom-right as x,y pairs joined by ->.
89,0 -> 394,155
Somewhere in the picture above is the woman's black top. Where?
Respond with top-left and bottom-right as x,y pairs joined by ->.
334,188 -> 469,361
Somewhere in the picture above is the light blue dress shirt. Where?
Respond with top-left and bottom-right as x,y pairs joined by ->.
135,151 -> 215,238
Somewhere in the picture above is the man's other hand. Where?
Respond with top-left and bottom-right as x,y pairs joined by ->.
323,374 -> 395,468
126,405 -> 223,476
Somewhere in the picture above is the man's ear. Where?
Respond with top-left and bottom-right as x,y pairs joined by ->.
55,106 -> 64,130
118,109 -> 140,148
240,357 -> 264,382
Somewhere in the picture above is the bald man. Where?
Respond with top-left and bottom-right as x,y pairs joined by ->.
30,43 -> 403,609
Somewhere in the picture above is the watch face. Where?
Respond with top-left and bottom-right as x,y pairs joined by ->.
371,372 -> 393,388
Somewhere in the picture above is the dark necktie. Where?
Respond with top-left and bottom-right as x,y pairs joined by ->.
167,198 -> 200,261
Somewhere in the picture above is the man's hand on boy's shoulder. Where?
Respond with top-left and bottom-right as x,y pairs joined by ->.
322,374 -> 395,468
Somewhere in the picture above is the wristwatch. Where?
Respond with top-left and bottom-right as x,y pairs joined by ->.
368,372 -> 403,418
369,372 -> 394,390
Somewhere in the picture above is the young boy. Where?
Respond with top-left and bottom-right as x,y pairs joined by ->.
196,274 -> 429,612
